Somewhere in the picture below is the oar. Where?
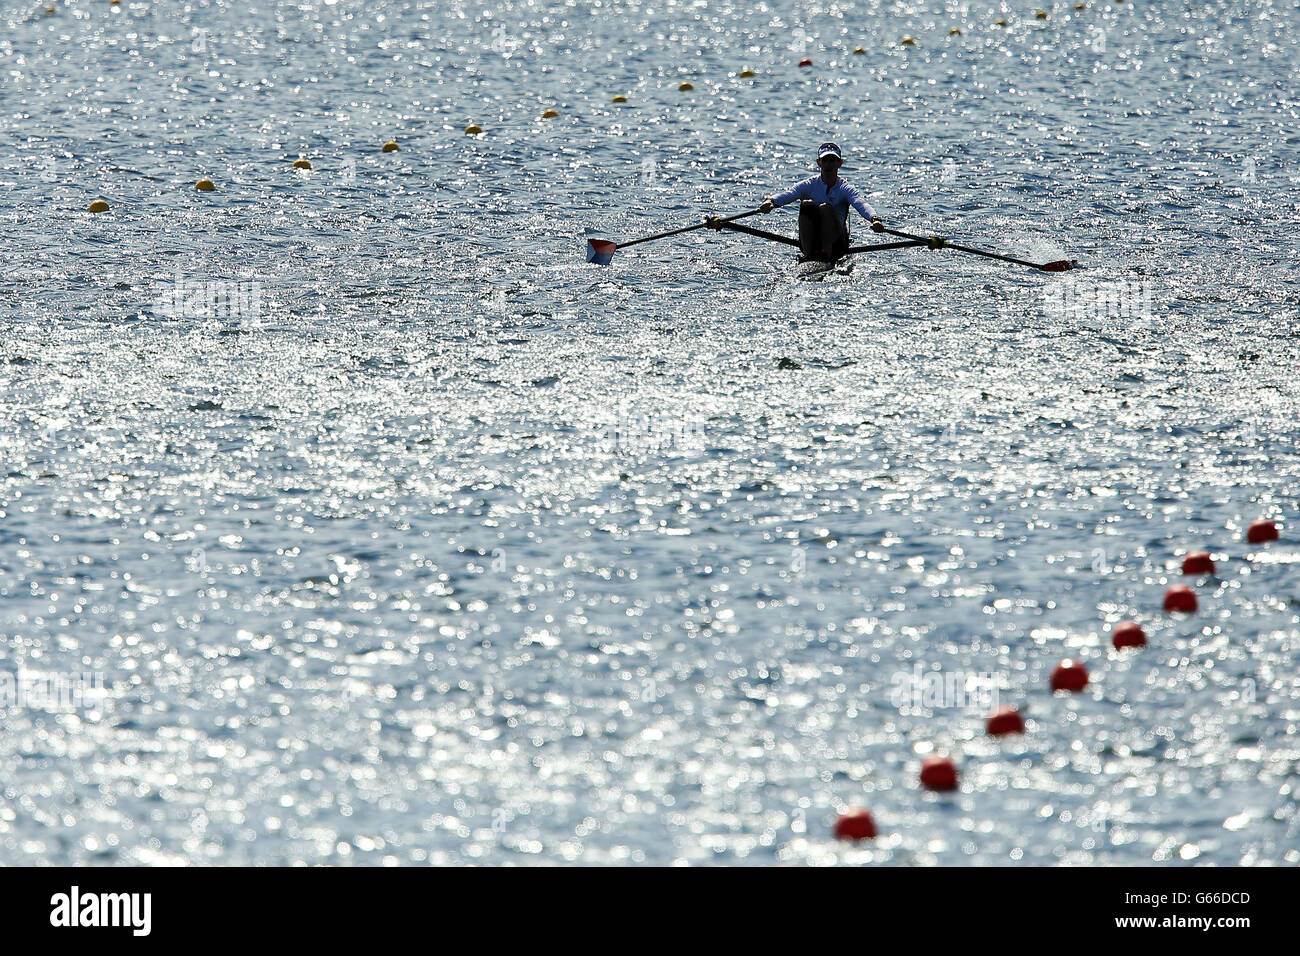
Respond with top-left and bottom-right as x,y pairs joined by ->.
843,239 -> 929,255
717,222 -> 928,256
880,227 -> 1076,272
712,220 -> 800,247
586,209 -> 762,264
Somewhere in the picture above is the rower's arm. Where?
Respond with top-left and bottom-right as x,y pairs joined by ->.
847,186 -> 877,222
846,185 -> 884,231
769,181 -> 808,208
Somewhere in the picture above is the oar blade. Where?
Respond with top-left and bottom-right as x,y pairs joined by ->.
1040,259 -> 1075,272
586,239 -> 617,265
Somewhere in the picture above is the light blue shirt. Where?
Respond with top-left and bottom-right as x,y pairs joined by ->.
772,176 -> 877,229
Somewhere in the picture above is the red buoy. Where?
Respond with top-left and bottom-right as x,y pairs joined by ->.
1246,520 -> 1279,544
798,58 -> 813,67
986,706 -> 1025,736
920,755 -> 959,791
1111,620 -> 1147,649
1163,585 -> 1197,613
833,808 -> 877,841
1180,550 -> 1215,575
1050,659 -> 1088,692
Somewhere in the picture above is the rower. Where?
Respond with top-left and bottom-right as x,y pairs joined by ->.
759,142 -> 884,262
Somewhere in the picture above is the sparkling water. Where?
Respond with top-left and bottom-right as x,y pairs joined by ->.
1,0 -> 1297,865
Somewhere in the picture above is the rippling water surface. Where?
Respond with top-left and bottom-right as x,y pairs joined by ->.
1,0 -> 1298,865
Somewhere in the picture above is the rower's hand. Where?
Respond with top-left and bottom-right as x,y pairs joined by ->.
870,218 -> 885,233
758,199 -> 774,214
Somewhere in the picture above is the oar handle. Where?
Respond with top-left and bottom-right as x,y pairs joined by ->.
618,208 -> 762,249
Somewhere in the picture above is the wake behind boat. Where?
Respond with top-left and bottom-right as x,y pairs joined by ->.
793,257 -> 856,281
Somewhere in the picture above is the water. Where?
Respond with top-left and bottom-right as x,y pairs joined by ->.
1,0 -> 1298,865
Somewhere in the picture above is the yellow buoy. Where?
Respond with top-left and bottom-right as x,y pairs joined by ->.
464,124 -> 482,135
739,68 -> 756,77
195,178 -> 215,191
88,199 -> 110,213
541,109 -> 559,118
852,47 -> 865,55
996,18 -> 1008,26
382,140 -> 399,152
45,4 -> 55,12
1036,9 -> 1048,18
901,36 -> 916,46
678,81 -> 694,91
949,27 -> 962,35
1075,3 -> 1086,8
292,158 -> 311,169
612,95 -> 627,103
